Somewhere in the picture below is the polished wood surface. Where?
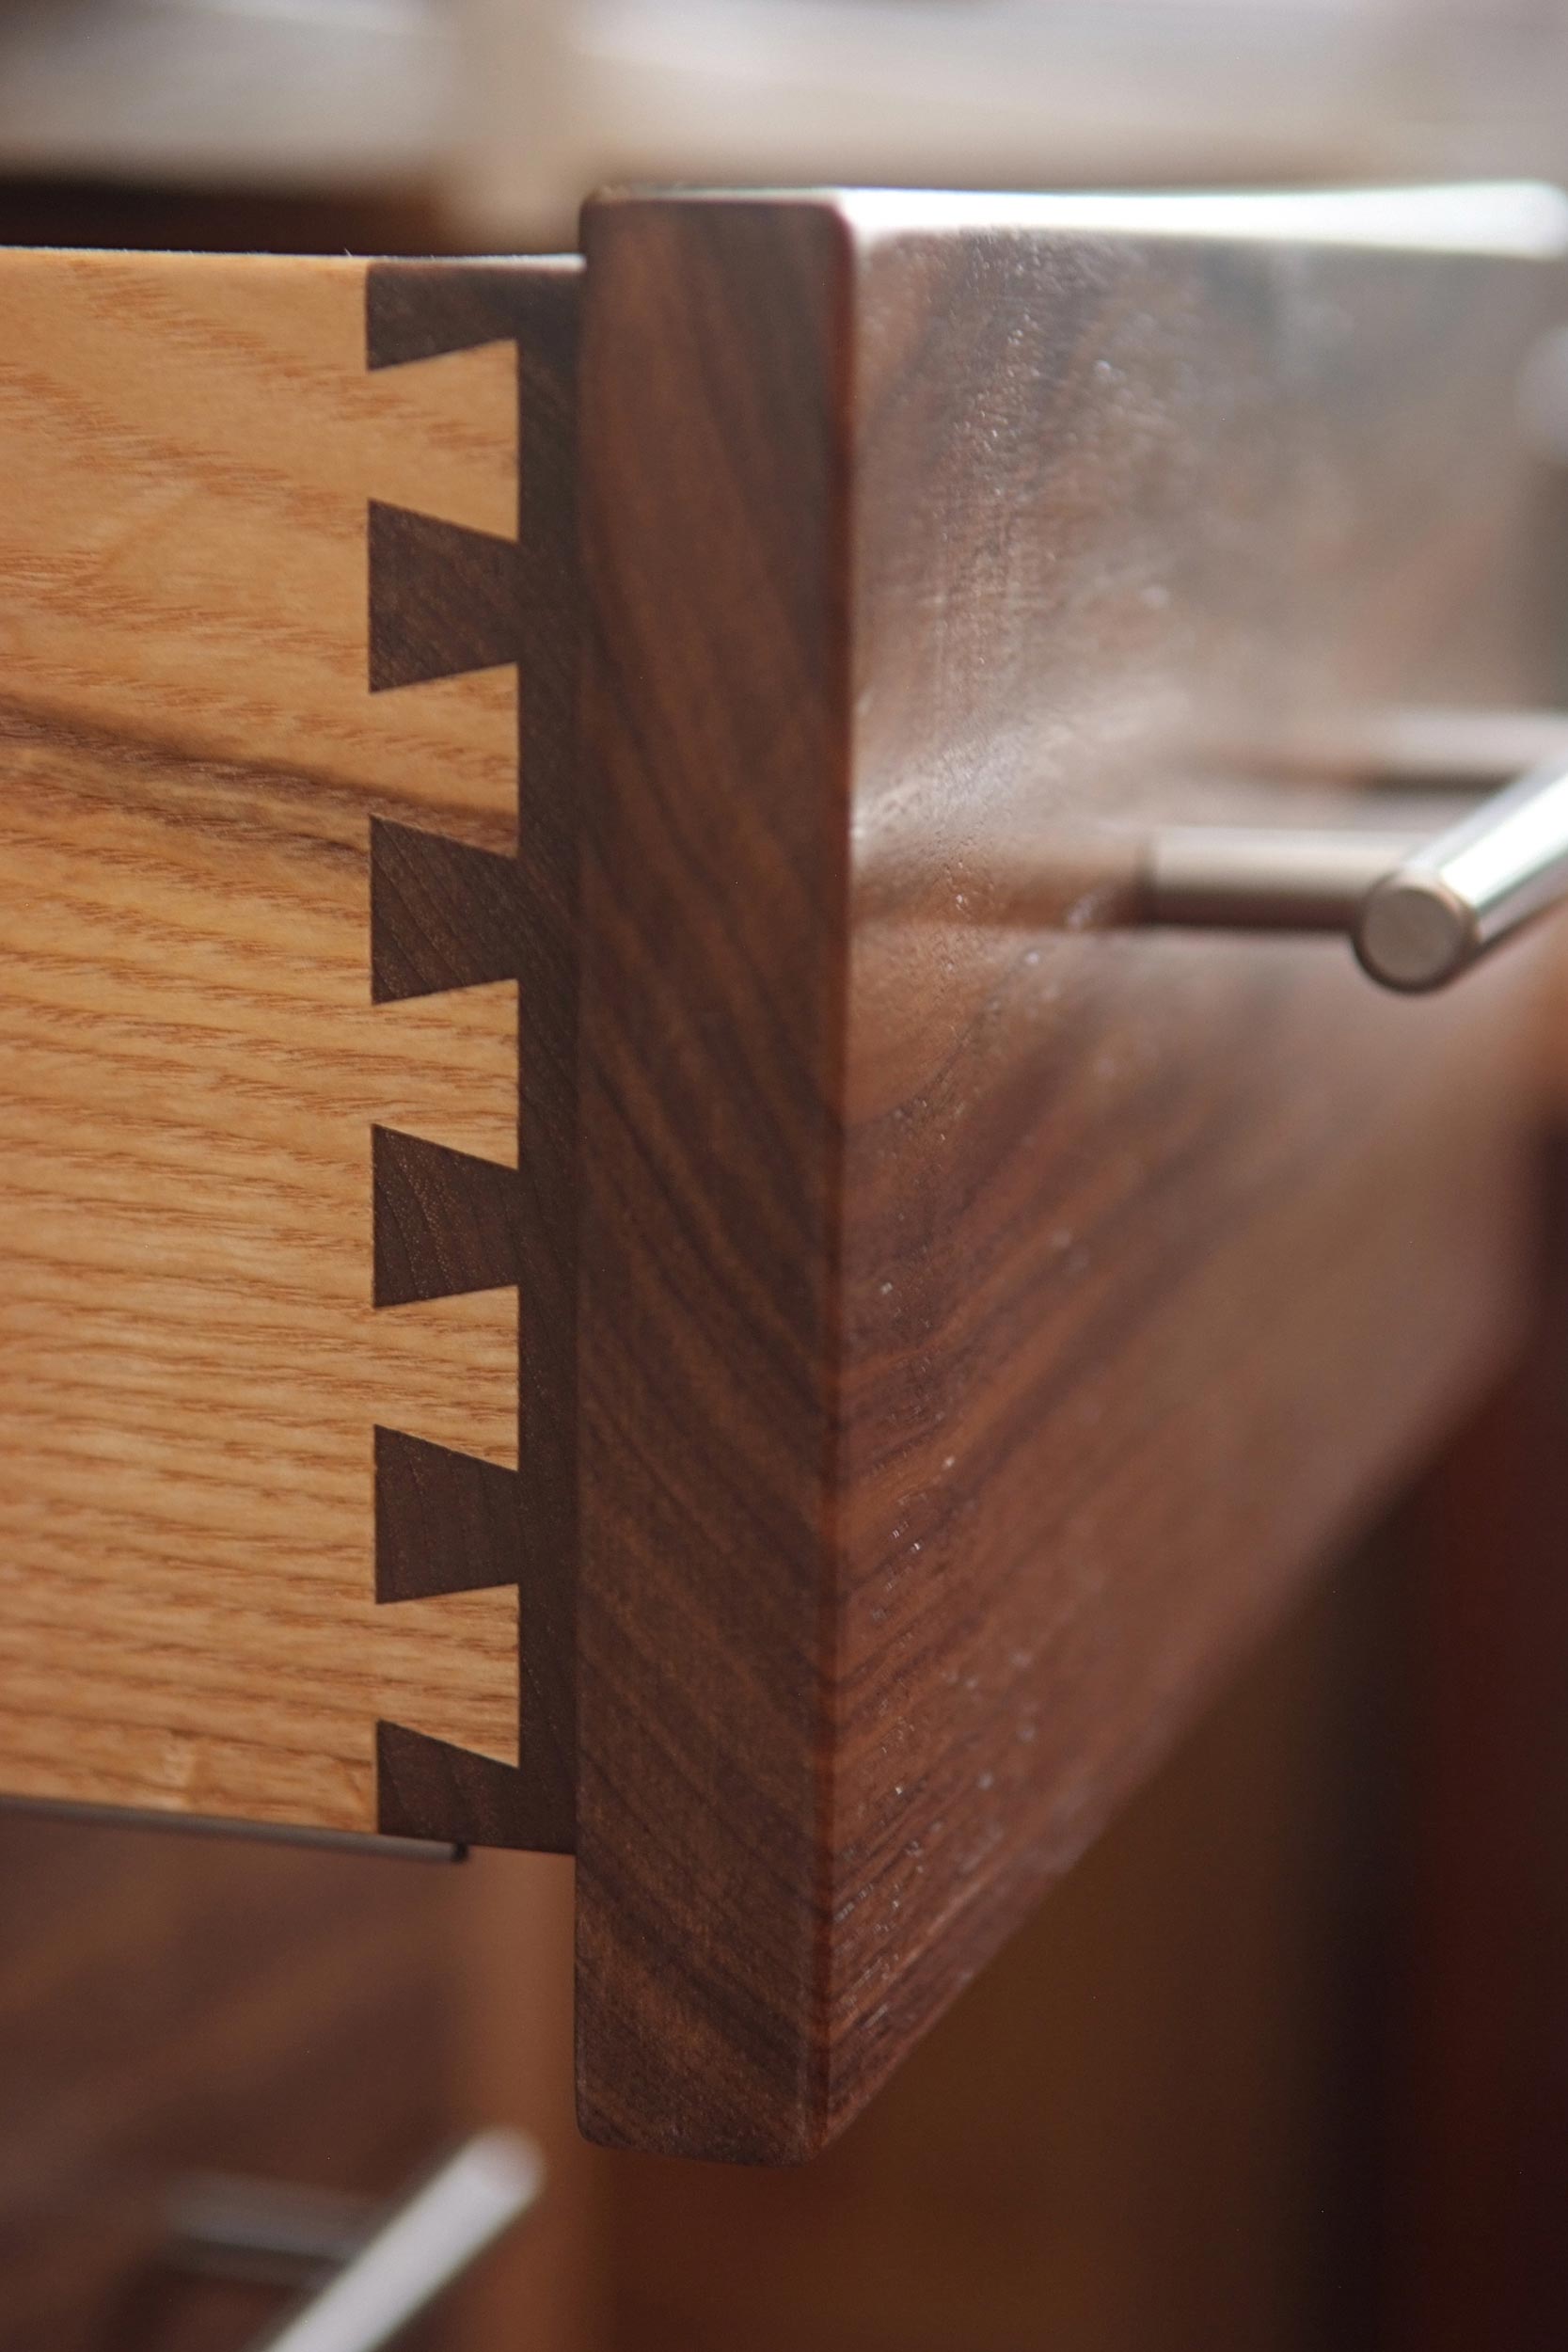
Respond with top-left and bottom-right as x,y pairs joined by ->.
0,248 -> 578,1845
576,189 -> 1565,2159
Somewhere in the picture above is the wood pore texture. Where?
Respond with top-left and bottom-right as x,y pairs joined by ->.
576,190 -> 1568,2159
0,248 -> 579,1847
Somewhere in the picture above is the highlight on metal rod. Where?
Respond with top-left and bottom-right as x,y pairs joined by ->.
1145,745 -> 1568,993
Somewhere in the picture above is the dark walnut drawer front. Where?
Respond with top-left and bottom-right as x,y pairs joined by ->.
0,188 -> 1562,2162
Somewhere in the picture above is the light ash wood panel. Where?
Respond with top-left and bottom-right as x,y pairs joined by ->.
578,190 -> 1566,2160
0,250 -> 551,1836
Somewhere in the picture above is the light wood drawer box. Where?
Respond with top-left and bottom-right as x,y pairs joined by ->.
0,185 -> 1562,2162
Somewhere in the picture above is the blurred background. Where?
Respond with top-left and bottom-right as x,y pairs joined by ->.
0,0 -> 1565,250
4,5 -> 1568,2348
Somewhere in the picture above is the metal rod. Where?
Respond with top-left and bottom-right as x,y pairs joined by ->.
0,1790 -> 463,1864
1148,829 -> 1419,932
168,2177 -> 375,2288
1356,757 -> 1568,988
171,2134 -> 545,2352
1144,752 -> 1568,992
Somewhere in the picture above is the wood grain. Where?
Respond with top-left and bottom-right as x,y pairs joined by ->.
608,1551 -> 1399,2352
576,189 -> 1567,2159
0,247 -> 579,1846
1381,1137 -> 1568,2352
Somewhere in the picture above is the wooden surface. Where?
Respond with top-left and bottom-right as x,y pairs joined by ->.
0,248 -> 578,1846
0,1808 -> 457,2351
3,198 -> 1567,2177
606,1546 -> 1398,2352
576,188 -> 1568,2159
0,1815 -> 609,2352
1381,1136 -> 1568,2352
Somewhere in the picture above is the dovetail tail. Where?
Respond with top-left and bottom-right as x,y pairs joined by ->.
372,1125 -> 520,1309
368,503 -> 524,691
374,1427 -> 520,1603
376,1722 -> 570,1854
366,262 -> 542,373
370,818 -> 524,1004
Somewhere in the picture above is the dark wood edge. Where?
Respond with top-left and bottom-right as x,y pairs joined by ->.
576,194 -> 854,2159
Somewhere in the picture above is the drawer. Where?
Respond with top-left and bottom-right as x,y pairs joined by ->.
0,186 -> 1562,2162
